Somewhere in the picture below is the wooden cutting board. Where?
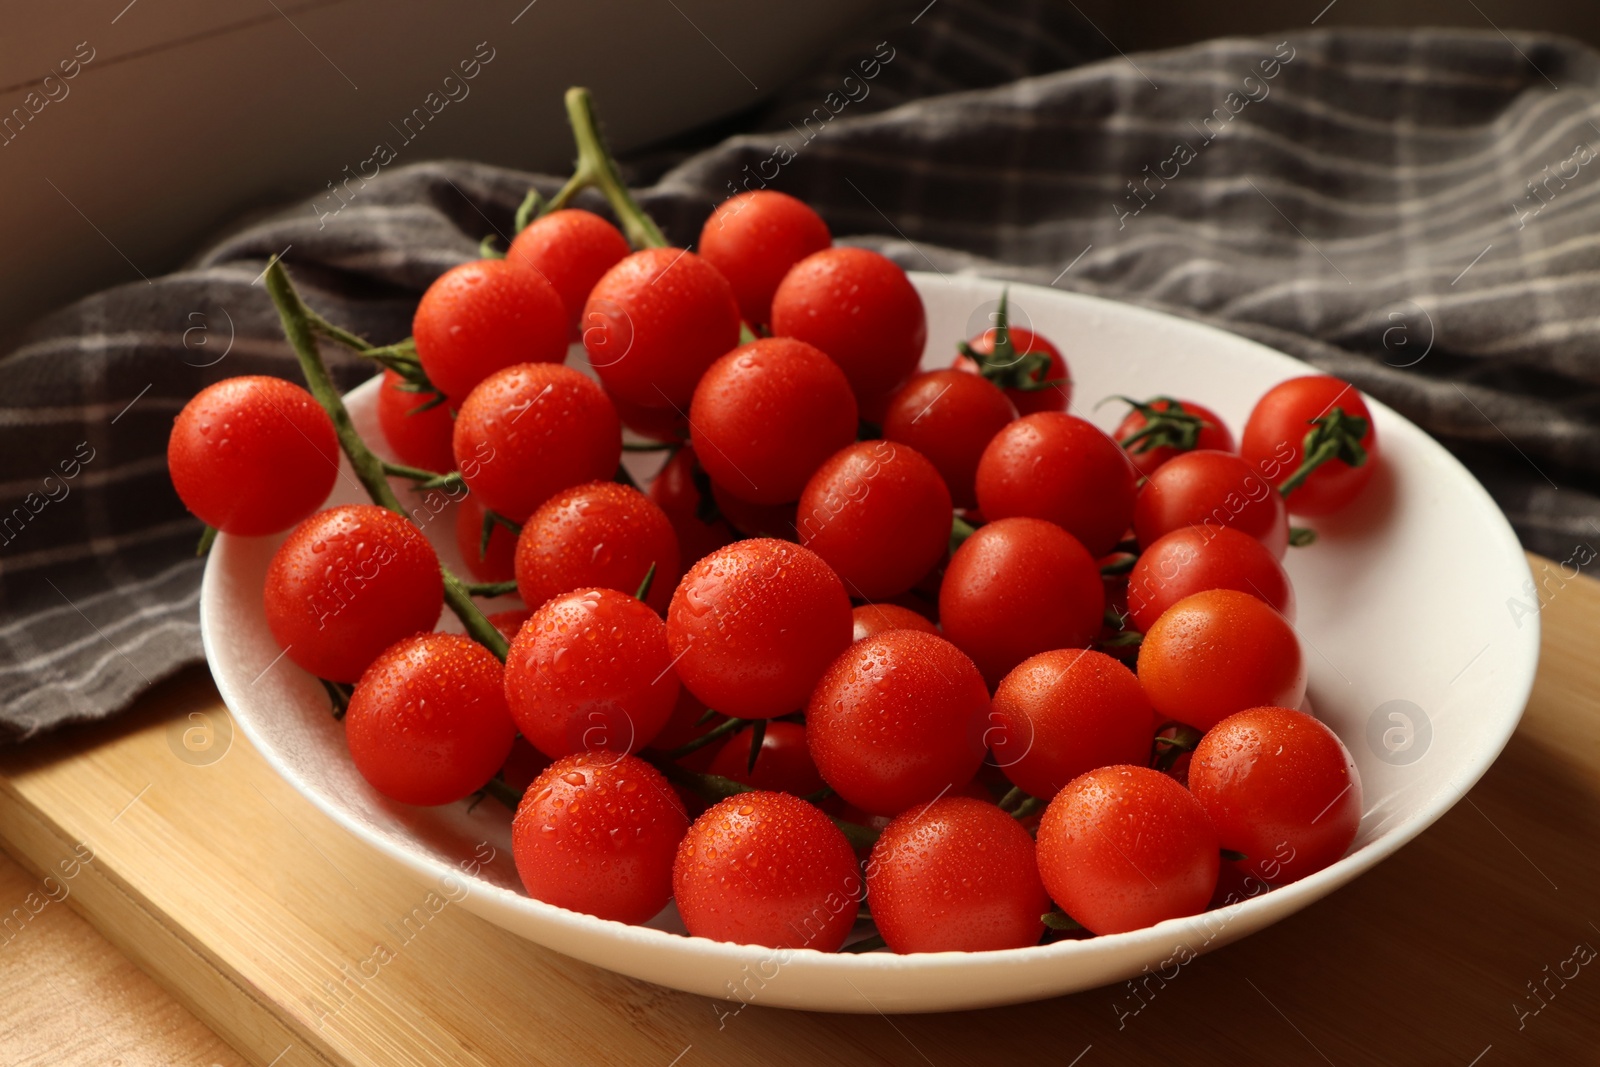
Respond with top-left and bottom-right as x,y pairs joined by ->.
1,551 -> 1597,1067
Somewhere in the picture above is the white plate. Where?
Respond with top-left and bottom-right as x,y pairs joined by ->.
203,275 -> 1539,1013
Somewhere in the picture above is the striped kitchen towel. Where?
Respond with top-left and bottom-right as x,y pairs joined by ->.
4,4 -> 1599,739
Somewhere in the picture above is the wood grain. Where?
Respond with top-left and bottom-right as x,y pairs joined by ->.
0,552 -> 1596,1067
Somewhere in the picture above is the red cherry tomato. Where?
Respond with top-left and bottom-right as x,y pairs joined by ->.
1036,765 -> 1219,935
376,369 -> 456,473
452,363 -> 621,521
512,752 -> 686,923
851,602 -> 938,642
673,791 -> 860,950
867,796 -> 1048,952
582,248 -> 741,411
345,633 -> 515,805
513,481 -> 679,615
1113,398 -> 1235,477
698,190 -> 831,327
688,337 -> 858,505
503,587 -> 679,758
939,517 -> 1105,687
1126,526 -> 1294,635
881,369 -> 1016,509
264,504 -> 443,682
413,259 -> 567,400
455,494 -> 518,584
646,446 -> 737,565
1133,449 -> 1289,559
710,482 -> 796,540
666,539 -> 851,719
499,735 -> 552,794
708,721 -> 827,796
806,630 -> 989,817
770,247 -> 927,414
956,325 -> 1072,415
989,649 -> 1153,801
1137,589 -> 1306,732
168,376 -> 339,535
1190,706 -> 1363,886
610,391 -> 688,444
1241,375 -> 1379,516
975,412 -> 1138,557
486,608 -> 531,645
506,208 -> 631,336
797,441 -> 953,600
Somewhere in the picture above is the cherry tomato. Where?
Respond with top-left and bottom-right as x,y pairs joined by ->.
582,247 -> 741,411
376,369 -> 456,474
666,539 -> 851,719
506,208 -> 631,336
956,325 -> 1071,415
647,446 -> 738,565
1126,526 -> 1294,635
708,721 -> 827,796
168,376 -> 339,536
1133,449 -> 1289,559
264,504 -> 443,682
1241,375 -> 1378,516
452,363 -> 621,521
851,602 -> 938,642
1137,589 -> 1306,731
975,413 -> 1137,557
1036,765 -> 1219,935
881,369 -> 1016,509
806,630 -> 989,816
688,337 -> 858,505
1113,398 -> 1234,477
770,247 -> 927,414
486,608 -> 531,645
1190,706 -> 1362,885
867,796 -> 1048,952
503,587 -> 679,758
797,441 -> 953,600
413,259 -> 567,400
989,649 -> 1153,801
499,735 -> 552,794
710,482 -> 796,540
455,494 -> 518,584
939,517 -> 1104,687
698,190 -> 831,327
673,791 -> 859,950
513,481 -> 679,615
513,752 -> 686,923
610,391 -> 688,444
345,633 -> 515,805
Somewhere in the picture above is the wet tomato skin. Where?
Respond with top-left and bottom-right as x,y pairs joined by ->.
989,649 -> 1153,802
867,796 -> 1049,953
1114,398 -> 1235,477
1137,589 -> 1306,732
666,539 -> 852,719
881,369 -> 1016,510
850,602 -> 938,642
806,630 -> 990,817
673,791 -> 860,950
513,481 -> 679,615
1133,449 -> 1289,559
263,504 -> 443,683
1035,765 -> 1219,935
413,258 -> 567,400
455,494 -> 518,584
956,325 -> 1071,415
1241,375 -> 1379,517
512,752 -> 687,924
376,369 -> 457,474
708,721 -> 827,797
797,440 -> 953,601
506,208 -> 631,336
168,376 -> 340,536
503,587 -> 680,759
1189,706 -> 1363,885
697,190 -> 831,327
345,633 -> 515,806
1126,526 -> 1294,635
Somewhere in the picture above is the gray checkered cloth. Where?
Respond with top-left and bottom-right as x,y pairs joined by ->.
5,3 -> 1598,740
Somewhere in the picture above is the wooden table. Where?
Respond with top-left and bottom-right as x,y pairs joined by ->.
1,552 -> 1596,1067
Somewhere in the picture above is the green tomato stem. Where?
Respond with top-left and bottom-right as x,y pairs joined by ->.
555,87 -> 667,250
263,257 -> 509,661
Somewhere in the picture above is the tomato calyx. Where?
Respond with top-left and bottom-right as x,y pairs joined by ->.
950,513 -> 981,553
956,290 -> 1056,393
321,679 -> 352,720
744,717 -> 767,775
1220,848 -> 1249,863
1151,722 -> 1204,772
480,508 -> 522,562
1041,909 -> 1084,932
1278,407 -> 1371,497
1288,526 -> 1318,548
644,753 -> 880,850
1106,395 -> 1214,456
